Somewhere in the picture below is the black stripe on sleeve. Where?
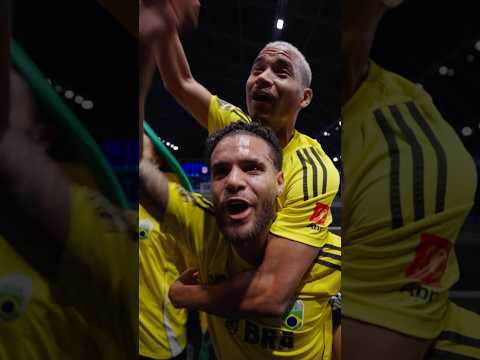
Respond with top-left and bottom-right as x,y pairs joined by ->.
302,148 -> 318,198
296,150 -> 309,201
374,108 -> 403,229
309,147 -> 328,194
323,244 -> 341,251
437,331 -> 480,349
406,101 -> 447,214
231,108 -> 251,123
193,198 -> 215,216
430,349 -> 479,360
195,194 -> 214,209
318,250 -> 341,261
315,259 -> 341,271
389,104 -> 425,221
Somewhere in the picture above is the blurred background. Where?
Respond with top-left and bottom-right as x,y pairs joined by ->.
12,0 -> 479,310
372,0 -> 480,312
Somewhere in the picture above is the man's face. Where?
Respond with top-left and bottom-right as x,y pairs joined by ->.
210,133 -> 283,244
245,45 -> 308,131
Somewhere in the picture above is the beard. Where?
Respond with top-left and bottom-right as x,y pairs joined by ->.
214,195 -> 277,246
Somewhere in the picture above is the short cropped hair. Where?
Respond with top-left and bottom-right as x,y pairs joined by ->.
263,41 -> 312,88
205,121 -> 283,171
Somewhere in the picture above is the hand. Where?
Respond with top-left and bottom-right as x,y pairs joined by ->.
168,268 -> 200,308
175,267 -> 200,285
139,0 -> 200,45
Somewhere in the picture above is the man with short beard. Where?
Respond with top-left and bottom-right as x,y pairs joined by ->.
140,0 -> 340,325
140,121 -> 340,359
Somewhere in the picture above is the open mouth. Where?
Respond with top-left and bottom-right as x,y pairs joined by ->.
225,199 -> 253,220
251,91 -> 274,103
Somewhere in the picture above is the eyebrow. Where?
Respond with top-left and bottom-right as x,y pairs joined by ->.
274,58 -> 294,71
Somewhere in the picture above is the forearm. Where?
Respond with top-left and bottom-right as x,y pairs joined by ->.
170,269 -> 287,318
139,159 -> 169,220
152,30 -> 194,98
139,46 -> 155,153
0,131 -> 70,277
152,29 -> 211,126
170,235 -> 318,318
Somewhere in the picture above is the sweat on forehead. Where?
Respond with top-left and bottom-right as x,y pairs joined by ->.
259,41 -> 312,88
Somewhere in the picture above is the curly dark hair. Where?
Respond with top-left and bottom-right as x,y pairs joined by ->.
205,121 -> 283,171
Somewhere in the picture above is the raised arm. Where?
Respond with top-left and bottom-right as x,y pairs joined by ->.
140,0 -> 212,127
139,157 -> 170,221
0,68 -> 70,278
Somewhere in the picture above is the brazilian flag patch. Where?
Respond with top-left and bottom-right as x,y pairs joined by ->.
139,219 -> 153,241
282,299 -> 304,331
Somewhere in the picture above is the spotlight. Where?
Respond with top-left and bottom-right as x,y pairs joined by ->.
65,90 -> 75,99
276,19 -> 284,30
461,126 -> 473,136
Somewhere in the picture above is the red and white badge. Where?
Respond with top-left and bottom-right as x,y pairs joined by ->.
309,202 -> 329,225
405,233 -> 452,288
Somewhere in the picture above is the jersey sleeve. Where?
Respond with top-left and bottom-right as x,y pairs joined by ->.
270,146 -> 340,248
57,185 -> 137,358
207,95 -> 251,135
162,182 -> 213,258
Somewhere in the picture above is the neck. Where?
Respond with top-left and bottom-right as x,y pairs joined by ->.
342,3 -> 385,105
261,114 -> 296,148
233,229 -> 269,266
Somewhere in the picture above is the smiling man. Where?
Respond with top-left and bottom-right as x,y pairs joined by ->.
140,0 -> 340,323
140,121 -> 340,359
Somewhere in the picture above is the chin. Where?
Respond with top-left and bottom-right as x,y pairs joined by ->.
222,223 -> 257,245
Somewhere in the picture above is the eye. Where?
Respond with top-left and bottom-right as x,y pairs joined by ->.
212,165 -> 230,180
243,162 -> 263,174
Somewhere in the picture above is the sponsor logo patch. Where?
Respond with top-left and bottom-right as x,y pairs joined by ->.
309,202 -> 329,225
405,233 -> 452,288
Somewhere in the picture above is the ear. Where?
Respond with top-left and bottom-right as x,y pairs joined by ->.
300,87 -> 313,109
276,171 -> 285,197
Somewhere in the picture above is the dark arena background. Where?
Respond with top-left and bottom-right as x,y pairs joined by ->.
11,0 -> 479,336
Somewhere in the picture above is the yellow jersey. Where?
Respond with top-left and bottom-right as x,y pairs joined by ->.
139,204 -> 188,359
0,236 -> 101,359
341,60 -> 477,338
428,302 -> 480,359
162,182 -> 341,359
208,96 -> 340,249
56,185 -> 138,359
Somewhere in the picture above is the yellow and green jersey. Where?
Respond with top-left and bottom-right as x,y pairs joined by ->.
0,236 -> 101,359
341,60 -> 477,338
56,185 -> 138,359
162,182 -> 341,359
139,204 -> 188,359
208,96 -> 340,249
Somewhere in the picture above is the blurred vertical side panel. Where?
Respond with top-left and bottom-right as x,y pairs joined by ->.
0,0 -> 139,359
342,0 -> 480,359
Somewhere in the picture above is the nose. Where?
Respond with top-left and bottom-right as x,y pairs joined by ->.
255,68 -> 274,88
225,166 -> 246,194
